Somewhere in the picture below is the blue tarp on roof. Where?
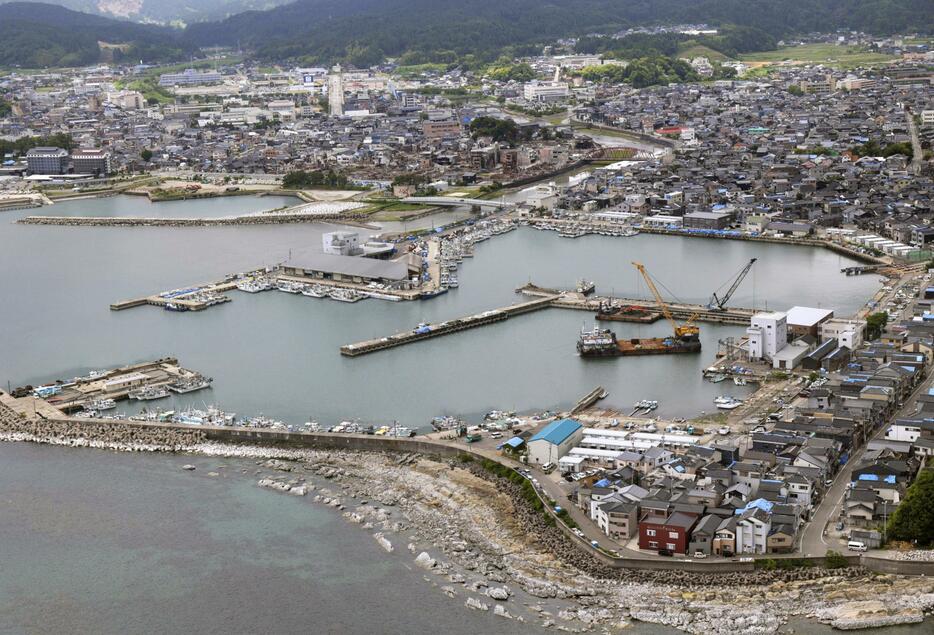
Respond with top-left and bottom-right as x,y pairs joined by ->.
734,498 -> 774,515
594,478 -> 611,488
858,474 -> 879,481
530,418 -> 582,445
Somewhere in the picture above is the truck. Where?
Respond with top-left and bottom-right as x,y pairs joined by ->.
465,426 -> 482,443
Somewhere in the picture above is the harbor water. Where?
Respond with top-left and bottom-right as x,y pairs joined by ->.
0,195 -> 880,427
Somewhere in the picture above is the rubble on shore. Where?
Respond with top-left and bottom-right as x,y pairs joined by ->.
2,410 -> 932,634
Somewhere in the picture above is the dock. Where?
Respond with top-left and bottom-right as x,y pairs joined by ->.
340,295 -> 559,357
517,283 -> 755,325
8,357 -> 212,413
570,386 -> 608,415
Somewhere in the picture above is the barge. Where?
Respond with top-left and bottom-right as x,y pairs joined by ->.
577,326 -> 702,357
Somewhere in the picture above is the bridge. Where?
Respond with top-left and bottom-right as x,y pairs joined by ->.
400,196 -> 511,210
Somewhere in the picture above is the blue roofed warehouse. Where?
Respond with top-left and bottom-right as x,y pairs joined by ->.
528,418 -> 584,466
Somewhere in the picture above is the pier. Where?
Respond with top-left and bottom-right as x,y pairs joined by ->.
340,295 -> 559,356
517,283 -> 755,326
340,280 -> 758,358
570,386 -> 608,415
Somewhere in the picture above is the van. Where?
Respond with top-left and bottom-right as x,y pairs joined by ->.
847,540 -> 867,552
542,462 -> 556,474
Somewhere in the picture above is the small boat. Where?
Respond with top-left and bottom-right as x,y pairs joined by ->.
708,373 -> 728,383
301,285 -> 328,298
328,288 -> 365,303
168,374 -> 213,394
84,398 -> 116,411
715,397 -> 744,410
733,376 -> 748,386
129,385 -> 170,401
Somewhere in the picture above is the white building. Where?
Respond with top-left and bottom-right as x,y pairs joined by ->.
885,420 -> 922,443
522,80 -> 570,103
527,418 -> 584,465
736,507 -> 771,554
747,311 -> 788,361
820,318 -> 865,350
323,231 -> 360,256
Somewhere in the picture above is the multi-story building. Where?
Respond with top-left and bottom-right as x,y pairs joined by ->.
26,147 -> 68,174
820,318 -> 866,351
747,311 -> 788,361
158,69 -> 222,87
523,80 -> 570,103
70,149 -> 112,176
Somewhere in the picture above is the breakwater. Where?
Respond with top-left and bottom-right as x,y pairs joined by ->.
17,212 -> 370,228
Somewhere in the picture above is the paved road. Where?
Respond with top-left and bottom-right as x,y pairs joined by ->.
801,362 -> 929,555
907,108 -> 923,176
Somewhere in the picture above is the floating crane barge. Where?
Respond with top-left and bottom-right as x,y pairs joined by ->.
578,262 -> 702,357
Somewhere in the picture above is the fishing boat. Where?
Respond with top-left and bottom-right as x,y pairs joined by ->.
733,376 -> 748,386
301,285 -> 328,298
84,398 -> 116,411
707,373 -> 728,383
714,396 -> 743,410
128,385 -> 170,401
431,415 -> 464,431
328,288 -> 365,303
168,374 -> 212,394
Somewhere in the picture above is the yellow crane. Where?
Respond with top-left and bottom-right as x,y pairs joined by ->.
631,261 -> 700,341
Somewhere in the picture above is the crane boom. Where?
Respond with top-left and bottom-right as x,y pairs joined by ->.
708,258 -> 756,311
632,262 -> 700,340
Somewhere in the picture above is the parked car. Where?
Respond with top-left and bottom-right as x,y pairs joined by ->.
658,549 -> 674,557
693,551 -> 708,559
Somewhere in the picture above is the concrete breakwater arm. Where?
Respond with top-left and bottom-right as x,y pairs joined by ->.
17,213 -> 369,228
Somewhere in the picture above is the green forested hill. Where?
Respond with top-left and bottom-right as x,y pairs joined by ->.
185,0 -> 933,64
0,3 -> 195,67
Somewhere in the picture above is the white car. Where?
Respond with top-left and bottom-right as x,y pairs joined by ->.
693,551 -> 708,559
717,427 -> 730,436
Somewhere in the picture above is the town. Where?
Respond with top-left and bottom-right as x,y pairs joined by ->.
1,13 -> 934,634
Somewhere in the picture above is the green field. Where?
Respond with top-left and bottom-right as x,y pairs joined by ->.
740,43 -> 896,68
677,44 -> 729,62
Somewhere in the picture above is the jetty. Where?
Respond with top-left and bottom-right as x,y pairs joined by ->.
340,295 -> 558,356
570,386 -> 608,415
517,283 -> 755,326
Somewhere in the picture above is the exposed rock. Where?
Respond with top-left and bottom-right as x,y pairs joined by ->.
465,597 -> 489,611
414,552 -> 436,570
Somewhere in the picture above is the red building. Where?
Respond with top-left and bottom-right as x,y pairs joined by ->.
638,511 -> 699,554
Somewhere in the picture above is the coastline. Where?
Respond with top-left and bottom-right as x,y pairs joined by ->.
1,408 -> 931,634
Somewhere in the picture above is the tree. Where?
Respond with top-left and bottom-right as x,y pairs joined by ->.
866,312 -> 888,340
885,468 -> 934,547
140,149 -> 153,162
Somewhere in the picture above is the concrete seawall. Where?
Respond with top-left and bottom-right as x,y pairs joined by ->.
2,410 -> 927,575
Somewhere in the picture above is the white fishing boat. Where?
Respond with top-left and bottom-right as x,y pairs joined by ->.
328,288 -> 365,303
84,398 -> 116,411
128,385 -> 170,401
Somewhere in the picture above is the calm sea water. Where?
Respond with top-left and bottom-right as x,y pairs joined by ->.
0,442 -> 690,635
0,195 -> 879,427
0,194 -> 923,634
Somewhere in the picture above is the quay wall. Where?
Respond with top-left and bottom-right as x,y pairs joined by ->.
861,555 -> 934,576
636,227 -> 886,265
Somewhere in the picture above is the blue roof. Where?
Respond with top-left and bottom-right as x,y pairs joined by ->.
735,498 -> 774,515
504,436 -> 524,448
530,418 -> 582,445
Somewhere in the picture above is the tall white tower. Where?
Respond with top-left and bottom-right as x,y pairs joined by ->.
328,64 -> 344,116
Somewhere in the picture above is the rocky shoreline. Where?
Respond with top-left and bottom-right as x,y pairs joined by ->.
225,445 -> 934,634
1,409 -> 932,634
